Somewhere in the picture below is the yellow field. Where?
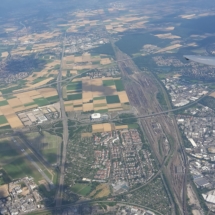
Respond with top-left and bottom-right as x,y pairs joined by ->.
73,106 -> 83,111
92,123 -> 112,133
210,92 -> 215,98
107,103 -> 122,109
65,105 -> 73,112
83,103 -> 94,112
93,99 -> 107,105
115,125 -> 128,130
6,114 -> 23,128
7,98 -> 23,107
1,52 -> 8,58
81,133 -> 92,138
0,184 -> 9,198
118,91 -> 129,103
89,184 -> 110,198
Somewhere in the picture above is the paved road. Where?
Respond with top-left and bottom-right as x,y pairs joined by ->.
55,36 -> 69,207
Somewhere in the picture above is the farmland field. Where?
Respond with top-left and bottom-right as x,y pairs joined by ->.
46,95 -> 59,103
34,97 -> 49,106
67,81 -> 82,91
67,93 -> 82,101
106,95 -> 120,104
93,96 -> 105,100
0,116 -> 8,124
103,80 -> 115,86
114,79 -> 125,91
64,77 -> 130,113
0,139 -> 18,164
0,100 -> 8,106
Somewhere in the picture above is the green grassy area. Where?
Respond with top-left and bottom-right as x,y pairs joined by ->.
0,125 -> 11,130
33,97 -> 49,106
71,183 -> 92,196
106,95 -> 120,104
24,102 -> 36,107
46,95 -> 59,103
0,169 -> 11,185
67,81 -> 82,91
103,80 -> 115,86
0,115 -> 8,124
0,139 -> 18,164
1,85 -> 23,94
32,77 -> 47,84
4,157 -> 42,181
0,138 -> 45,182
25,131 -> 62,164
128,123 -> 139,129
114,80 -> 124,91
94,96 -> 105,100
67,93 -> 82,101
0,100 -> 8,106
96,109 -> 108,113
94,103 -> 107,107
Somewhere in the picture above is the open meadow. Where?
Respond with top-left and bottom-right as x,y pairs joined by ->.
0,137 -> 43,183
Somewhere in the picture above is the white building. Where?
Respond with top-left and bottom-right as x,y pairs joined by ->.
91,113 -> 101,120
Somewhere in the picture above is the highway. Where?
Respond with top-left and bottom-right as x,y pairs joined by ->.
55,35 -> 69,207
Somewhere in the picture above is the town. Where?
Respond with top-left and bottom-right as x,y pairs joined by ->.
162,76 -> 208,107
0,176 -> 45,215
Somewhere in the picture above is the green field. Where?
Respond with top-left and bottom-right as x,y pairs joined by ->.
67,81 -> 82,91
106,95 -> 120,104
128,123 -> 139,129
0,100 -> 8,106
46,95 -> 59,103
1,85 -> 23,94
26,131 -> 62,164
33,97 -> 49,106
0,138 -> 43,182
93,96 -> 105,100
4,158 -> 42,181
0,169 -> 11,185
114,80 -> 124,91
0,139 -> 18,164
96,109 -> 108,113
0,125 -> 11,130
71,183 -> 92,196
67,93 -> 82,101
103,80 -> 115,86
24,102 -> 36,107
0,115 -> 8,124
